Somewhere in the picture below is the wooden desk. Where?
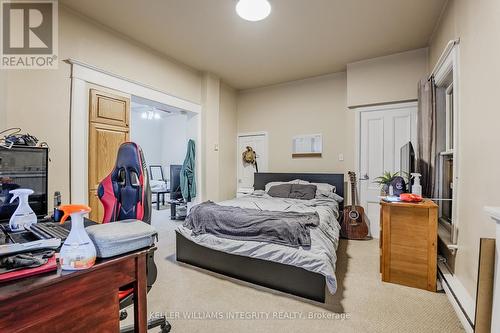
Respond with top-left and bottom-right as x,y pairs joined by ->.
380,199 -> 438,291
0,248 -> 152,333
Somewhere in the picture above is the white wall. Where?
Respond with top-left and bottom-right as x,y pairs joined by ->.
130,110 -> 164,166
219,83 -> 237,200
201,73 -> 221,200
130,109 -> 189,181
0,72 -> 6,129
237,72 -> 355,176
347,48 -> 428,107
429,0 -> 500,302
161,114 -> 189,173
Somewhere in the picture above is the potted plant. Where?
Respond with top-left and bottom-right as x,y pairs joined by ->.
373,171 -> 399,196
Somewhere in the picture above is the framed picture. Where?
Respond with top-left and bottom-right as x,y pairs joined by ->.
292,134 -> 322,158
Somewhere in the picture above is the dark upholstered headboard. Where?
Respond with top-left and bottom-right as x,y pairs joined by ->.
254,172 -> 345,209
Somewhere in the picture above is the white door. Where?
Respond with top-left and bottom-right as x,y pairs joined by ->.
358,103 -> 417,238
237,133 -> 268,191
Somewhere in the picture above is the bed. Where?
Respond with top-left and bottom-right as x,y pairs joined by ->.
175,172 -> 344,303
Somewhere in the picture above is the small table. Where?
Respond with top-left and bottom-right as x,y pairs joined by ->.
152,190 -> 169,210
380,199 -> 438,291
168,200 -> 186,220
0,247 -> 153,332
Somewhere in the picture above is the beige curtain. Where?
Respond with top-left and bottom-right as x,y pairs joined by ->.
417,77 -> 437,198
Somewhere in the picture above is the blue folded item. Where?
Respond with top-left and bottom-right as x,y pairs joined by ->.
86,219 -> 157,258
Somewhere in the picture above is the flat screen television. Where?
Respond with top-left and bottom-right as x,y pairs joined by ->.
400,141 -> 415,180
169,164 -> 183,201
0,146 -> 48,222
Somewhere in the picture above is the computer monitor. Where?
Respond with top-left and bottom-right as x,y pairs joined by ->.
169,165 -> 183,201
400,141 -> 415,179
0,146 -> 49,222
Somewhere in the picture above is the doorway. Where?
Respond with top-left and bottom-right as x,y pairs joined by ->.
69,60 -> 202,219
130,96 -> 197,210
356,102 -> 417,238
237,132 -> 268,193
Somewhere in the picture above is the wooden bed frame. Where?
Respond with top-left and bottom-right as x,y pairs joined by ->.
175,172 -> 344,303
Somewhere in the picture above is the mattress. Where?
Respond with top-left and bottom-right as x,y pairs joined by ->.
177,194 -> 341,294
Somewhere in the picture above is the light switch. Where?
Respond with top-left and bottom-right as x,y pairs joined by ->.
338,153 -> 344,161
214,144 -> 219,151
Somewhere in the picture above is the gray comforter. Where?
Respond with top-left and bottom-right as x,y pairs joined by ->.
177,194 -> 341,294
183,201 -> 320,247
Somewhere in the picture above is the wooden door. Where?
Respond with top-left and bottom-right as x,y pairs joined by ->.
359,104 -> 416,238
88,89 -> 130,221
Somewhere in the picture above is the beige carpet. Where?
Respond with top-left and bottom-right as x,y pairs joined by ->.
131,209 -> 464,332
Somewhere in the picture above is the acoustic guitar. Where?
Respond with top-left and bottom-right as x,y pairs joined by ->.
341,171 -> 371,240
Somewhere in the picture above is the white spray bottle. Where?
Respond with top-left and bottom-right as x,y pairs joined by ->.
9,189 -> 37,231
410,173 -> 422,196
59,204 -> 97,270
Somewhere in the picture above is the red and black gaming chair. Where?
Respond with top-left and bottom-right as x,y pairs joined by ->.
97,142 -> 170,333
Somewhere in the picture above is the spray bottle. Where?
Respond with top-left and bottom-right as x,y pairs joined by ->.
59,204 -> 96,270
9,189 -> 37,231
410,173 -> 422,196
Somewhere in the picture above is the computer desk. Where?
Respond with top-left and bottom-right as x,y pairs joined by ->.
0,247 -> 153,332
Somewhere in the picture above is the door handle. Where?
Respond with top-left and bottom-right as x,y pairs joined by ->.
359,174 -> 369,181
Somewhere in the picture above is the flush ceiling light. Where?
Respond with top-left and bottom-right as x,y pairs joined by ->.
236,0 -> 271,22
140,107 -> 162,120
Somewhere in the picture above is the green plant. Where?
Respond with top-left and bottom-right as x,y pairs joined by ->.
373,171 -> 399,185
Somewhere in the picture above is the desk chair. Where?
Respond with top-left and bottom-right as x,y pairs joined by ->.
98,142 -> 171,333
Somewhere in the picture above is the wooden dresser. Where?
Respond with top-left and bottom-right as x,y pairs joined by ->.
380,199 -> 438,291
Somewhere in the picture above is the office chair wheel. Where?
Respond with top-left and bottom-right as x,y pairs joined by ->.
119,310 -> 128,321
160,321 -> 171,333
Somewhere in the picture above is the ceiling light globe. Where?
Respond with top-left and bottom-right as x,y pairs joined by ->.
236,0 -> 271,22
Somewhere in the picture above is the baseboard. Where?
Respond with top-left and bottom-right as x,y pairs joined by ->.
438,262 -> 475,332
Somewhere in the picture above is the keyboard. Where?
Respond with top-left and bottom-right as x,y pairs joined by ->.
0,238 -> 61,256
29,223 -> 70,241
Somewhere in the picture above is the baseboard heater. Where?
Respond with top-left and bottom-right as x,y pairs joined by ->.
438,238 -> 495,333
438,263 -> 474,333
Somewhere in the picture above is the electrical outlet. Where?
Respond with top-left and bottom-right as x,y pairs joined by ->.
214,144 -> 219,151
338,153 -> 344,161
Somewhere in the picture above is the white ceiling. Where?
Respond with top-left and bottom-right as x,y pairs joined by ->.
61,0 -> 446,89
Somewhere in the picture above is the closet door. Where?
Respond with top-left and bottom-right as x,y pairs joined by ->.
237,133 -> 268,191
88,89 -> 130,222
358,104 -> 416,238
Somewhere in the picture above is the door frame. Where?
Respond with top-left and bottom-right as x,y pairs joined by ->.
236,131 -> 268,190
67,59 -> 202,204
354,101 -> 418,206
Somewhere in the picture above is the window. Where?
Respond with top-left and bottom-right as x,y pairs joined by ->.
445,83 -> 454,151
433,41 -> 460,269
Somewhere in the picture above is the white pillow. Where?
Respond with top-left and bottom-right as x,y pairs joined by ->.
310,182 -> 336,193
291,179 -> 310,185
318,191 -> 344,203
252,190 -> 266,196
